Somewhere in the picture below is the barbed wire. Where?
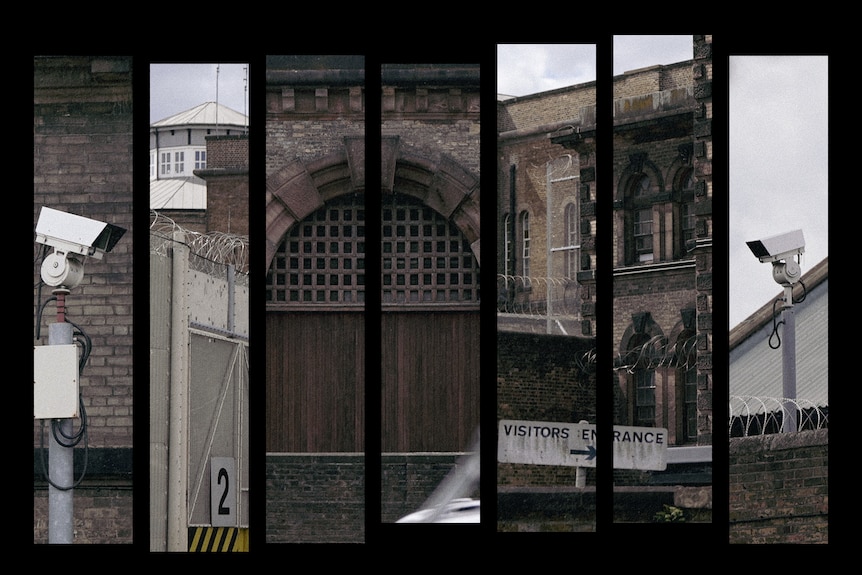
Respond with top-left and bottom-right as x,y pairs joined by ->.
614,333 -> 700,373
150,210 -> 250,276
497,274 -> 581,317
729,395 -> 828,437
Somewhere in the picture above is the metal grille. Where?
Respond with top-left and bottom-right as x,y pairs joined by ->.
266,193 -> 479,307
266,195 -> 366,306
382,195 -> 479,306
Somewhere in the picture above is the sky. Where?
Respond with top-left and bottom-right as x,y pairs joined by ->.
729,56 -> 828,329
496,36 -> 694,97
150,63 -> 249,124
496,39 -> 829,329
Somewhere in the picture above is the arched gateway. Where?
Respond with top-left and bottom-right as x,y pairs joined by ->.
265,136 -> 480,453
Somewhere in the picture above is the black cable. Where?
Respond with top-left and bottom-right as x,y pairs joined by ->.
768,280 -> 808,350
793,279 -> 807,304
768,297 -> 784,349
39,417 -> 89,491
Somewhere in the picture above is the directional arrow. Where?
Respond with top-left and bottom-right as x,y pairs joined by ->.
570,445 -> 596,460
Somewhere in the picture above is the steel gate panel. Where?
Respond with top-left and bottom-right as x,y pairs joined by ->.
188,333 -> 249,526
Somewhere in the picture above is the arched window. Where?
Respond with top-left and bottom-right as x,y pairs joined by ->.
627,331 -> 656,427
635,368 -> 657,427
634,208 -> 653,263
679,169 -> 696,255
265,194 -> 366,306
381,194 -> 479,305
631,174 -> 654,263
676,329 -> 698,442
520,211 -> 530,279
266,193 -> 479,308
683,361 -> 698,441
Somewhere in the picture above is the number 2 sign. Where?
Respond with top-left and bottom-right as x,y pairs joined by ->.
211,457 -> 236,527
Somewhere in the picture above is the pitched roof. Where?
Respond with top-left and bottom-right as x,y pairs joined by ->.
150,176 -> 207,210
151,101 -> 247,129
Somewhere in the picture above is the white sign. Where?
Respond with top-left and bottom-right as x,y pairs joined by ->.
211,457 -> 236,527
497,419 -> 667,471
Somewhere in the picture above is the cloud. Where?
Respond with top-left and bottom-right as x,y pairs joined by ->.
497,44 -> 596,97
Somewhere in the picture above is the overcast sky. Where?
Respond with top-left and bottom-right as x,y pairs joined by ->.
497,36 -> 694,97
150,63 -> 249,124
729,56 -> 828,329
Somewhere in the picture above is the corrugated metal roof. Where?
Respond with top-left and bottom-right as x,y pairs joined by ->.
150,176 -> 207,210
729,258 -> 828,408
151,101 -> 247,129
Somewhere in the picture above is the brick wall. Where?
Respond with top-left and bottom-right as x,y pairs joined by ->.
265,453 -> 464,542
729,429 -> 828,543
206,134 -> 249,169
34,484 -> 133,544
198,135 -> 249,237
497,332 -> 598,486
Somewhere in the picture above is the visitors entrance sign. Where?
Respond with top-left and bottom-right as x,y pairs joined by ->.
497,419 -> 667,471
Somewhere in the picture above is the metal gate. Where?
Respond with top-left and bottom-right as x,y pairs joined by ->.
150,221 -> 250,551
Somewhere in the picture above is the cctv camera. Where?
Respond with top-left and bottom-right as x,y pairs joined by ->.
745,229 -> 805,264
35,207 -> 126,260
35,207 -> 126,288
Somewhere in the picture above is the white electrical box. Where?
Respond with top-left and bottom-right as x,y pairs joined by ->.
34,345 -> 79,419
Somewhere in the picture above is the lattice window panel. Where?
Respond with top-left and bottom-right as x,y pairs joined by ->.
266,193 -> 479,307
382,195 -> 479,306
266,195 -> 366,306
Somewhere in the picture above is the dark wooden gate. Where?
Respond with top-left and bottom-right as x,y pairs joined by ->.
265,312 -> 365,452
381,310 -> 481,452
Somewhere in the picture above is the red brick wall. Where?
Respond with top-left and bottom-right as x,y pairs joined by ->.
729,430 -> 828,543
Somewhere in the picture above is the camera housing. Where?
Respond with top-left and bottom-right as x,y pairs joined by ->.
745,229 -> 804,264
35,207 -> 126,260
35,207 -> 126,288
746,229 -> 805,287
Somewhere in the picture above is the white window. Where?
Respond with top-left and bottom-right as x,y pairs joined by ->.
160,152 -> 171,176
174,151 -> 185,175
634,208 -> 653,262
196,150 -> 207,170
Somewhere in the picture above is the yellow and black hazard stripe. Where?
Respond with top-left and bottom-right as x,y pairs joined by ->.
188,526 -> 248,552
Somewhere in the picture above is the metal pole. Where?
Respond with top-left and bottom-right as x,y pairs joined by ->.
48,291 -> 74,544
781,285 -> 797,433
168,231 -> 190,551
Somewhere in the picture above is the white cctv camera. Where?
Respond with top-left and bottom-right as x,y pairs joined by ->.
746,229 -> 804,263
35,207 -> 126,288
746,229 -> 804,286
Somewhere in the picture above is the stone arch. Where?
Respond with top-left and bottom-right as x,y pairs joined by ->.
265,136 -> 481,271
665,143 -> 694,195
619,311 -> 665,356
616,153 -> 665,203
382,136 -> 481,266
264,136 -> 364,271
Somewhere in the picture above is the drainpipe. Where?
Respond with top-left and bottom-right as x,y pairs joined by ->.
509,164 -> 516,297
